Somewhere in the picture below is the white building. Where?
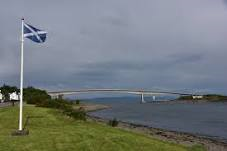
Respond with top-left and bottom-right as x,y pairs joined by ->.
0,90 -> 3,103
9,92 -> 19,101
192,95 -> 203,99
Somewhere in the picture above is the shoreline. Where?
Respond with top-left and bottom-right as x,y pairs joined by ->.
87,114 -> 227,151
82,102 -> 227,151
146,99 -> 227,104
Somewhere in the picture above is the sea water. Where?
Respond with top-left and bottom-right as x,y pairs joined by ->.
85,97 -> 227,140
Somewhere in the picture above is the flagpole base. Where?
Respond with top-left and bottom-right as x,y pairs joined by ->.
11,129 -> 29,136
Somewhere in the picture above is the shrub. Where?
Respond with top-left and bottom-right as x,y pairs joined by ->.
63,107 -> 86,121
108,118 -> 119,127
70,108 -> 86,121
177,95 -> 193,100
36,99 -> 72,110
24,87 -> 51,104
75,99 -> 80,105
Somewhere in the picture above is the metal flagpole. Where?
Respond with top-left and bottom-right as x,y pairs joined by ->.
19,18 -> 24,131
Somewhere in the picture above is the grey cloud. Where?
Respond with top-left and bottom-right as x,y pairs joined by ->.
1,0 -> 227,94
101,15 -> 129,27
169,53 -> 204,64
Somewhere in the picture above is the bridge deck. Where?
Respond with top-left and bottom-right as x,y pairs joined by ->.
48,89 -> 193,96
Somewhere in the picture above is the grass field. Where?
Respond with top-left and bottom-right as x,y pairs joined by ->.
0,105 -> 205,151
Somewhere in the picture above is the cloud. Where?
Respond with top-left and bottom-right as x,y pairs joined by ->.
0,0 -> 227,94
169,53 -> 204,64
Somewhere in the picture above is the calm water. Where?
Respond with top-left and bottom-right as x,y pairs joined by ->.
86,97 -> 227,140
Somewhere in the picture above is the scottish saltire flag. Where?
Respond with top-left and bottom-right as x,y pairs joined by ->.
23,23 -> 47,43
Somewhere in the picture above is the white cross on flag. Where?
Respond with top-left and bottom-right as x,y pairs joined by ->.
23,22 -> 47,43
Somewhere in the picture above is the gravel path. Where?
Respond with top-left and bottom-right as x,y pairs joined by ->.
0,102 -> 18,108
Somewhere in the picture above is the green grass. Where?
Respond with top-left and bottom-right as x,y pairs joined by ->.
0,105 -> 205,151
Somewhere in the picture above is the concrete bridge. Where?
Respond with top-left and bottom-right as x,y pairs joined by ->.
48,89 -> 193,103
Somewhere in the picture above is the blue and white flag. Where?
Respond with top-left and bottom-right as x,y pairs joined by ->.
23,23 -> 47,43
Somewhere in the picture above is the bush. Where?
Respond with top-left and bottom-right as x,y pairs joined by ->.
24,87 -> 51,104
108,118 -> 119,127
75,100 -> 80,105
63,107 -> 86,121
36,99 -> 72,110
70,108 -> 86,121
177,95 -> 193,100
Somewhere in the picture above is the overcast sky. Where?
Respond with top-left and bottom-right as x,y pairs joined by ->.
1,0 -> 227,94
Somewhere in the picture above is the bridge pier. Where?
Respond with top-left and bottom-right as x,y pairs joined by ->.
152,96 -> 156,101
141,93 -> 146,103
